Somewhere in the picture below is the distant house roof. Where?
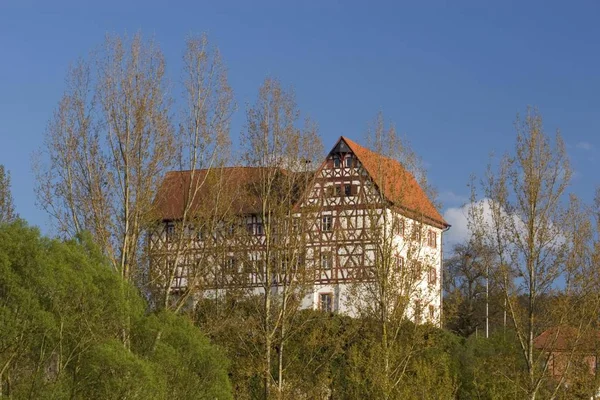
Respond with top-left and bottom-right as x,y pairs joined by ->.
339,136 -> 448,228
534,326 -> 600,353
153,137 -> 448,228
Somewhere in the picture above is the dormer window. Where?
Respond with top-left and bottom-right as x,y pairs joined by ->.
256,223 -> 264,236
166,223 -> 175,242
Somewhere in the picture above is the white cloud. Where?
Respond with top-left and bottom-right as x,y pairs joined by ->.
443,198 -> 518,248
443,198 -> 565,253
576,141 -> 593,151
443,204 -> 471,247
443,199 -> 502,248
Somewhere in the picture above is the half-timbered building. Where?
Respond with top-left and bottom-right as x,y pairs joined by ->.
150,136 -> 449,324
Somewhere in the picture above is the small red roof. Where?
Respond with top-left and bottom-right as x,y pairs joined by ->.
534,326 -> 600,352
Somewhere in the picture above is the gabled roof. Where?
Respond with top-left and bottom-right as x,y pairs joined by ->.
153,137 -> 449,228
336,136 -> 448,228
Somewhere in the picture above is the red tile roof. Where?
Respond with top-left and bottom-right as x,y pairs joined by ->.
340,136 -> 448,228
153,137 -> 448,229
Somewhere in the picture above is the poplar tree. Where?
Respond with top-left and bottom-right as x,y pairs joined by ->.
0,165 -> 16,223
469,108 -> 600,399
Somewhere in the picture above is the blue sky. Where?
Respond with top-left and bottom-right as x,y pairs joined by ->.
1,1 -> 599,240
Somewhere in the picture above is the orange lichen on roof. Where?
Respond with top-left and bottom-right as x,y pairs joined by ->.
340,136 -> 448,228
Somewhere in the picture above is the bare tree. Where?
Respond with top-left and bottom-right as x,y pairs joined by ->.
147,34 -> 235,313
241,77 -> 323,399
443,240 -> 499,337
469,108 -> 599,399
0,165 -> 17,223
35,33 -> 174,283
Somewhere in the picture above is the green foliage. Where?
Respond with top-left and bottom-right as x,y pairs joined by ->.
76,340 -> 162,400
4,219 -> 578,400
0,221 -> 232,399
456,332 -> 529,399
333,321 -> 459,399
199,301 -> 462,399
136,312 -> 232,400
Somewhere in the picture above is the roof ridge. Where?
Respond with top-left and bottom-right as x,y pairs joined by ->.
166,166 -> 281,174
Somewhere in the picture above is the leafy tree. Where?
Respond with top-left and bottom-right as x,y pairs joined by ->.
444,240 -> 505,337
0,221 -> 232,399
135,311 -> 232,400
76,340 -> 162,400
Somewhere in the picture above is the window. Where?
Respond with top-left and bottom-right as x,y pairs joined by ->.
334,185 -> 342,197
395,218 -> 405,236
166,224 -> 175,241
255,223 -> 264,236
428,266 -> 437,285
427,230 -> 437,248
413,225 -> 422,242
292,218 -> 300,233
322,215 -> 333,232
227,223 -> 235,236
293,253 -> 305,272
429,304 -> 435,320
319,293 -> 333,312
344,156 -> 353,168
414,300 -> 422,324
395,255 -> 405,271
226,257 -> 236,272
321,252 -> 332,270
333,157 -> 341,168
413,261 -> 423,279
344,184 -> 352,196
